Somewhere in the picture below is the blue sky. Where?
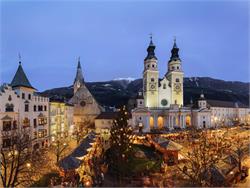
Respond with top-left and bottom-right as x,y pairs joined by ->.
0,0 -> 249,91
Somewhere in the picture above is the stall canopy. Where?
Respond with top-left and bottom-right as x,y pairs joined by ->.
59,131 -> 96,170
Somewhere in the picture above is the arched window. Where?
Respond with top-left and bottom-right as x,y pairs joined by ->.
157,116 -> 163,129
149,116 -> 154,129
172,66 -> 175,70
176,78 -> 180,82
151,78 -> 155,82
152,64 -> 155,68
186,115 -> 191,126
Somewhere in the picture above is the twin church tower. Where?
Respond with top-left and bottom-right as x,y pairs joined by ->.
143,37 -> 184,108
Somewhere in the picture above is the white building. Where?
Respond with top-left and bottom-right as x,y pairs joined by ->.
0,61 -> 50,150
131,38 -> 250,133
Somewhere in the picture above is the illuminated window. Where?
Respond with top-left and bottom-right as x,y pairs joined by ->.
23,118 -> 30,127
149,116 -> 154,128
38,131 -> 43,138
174,117 -> 178,126
38,118 -> 47,125
157,116 -> 163,129
34,132 -> 37,139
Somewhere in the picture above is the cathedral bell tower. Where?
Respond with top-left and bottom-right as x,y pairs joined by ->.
166,38 -> 184,106
74,57 -> 84,94
143,36 -> 159,108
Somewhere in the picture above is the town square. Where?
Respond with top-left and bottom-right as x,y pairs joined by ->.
0,0 -> 249,187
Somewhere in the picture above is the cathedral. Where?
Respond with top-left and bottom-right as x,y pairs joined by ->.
131,37 -> 250,133
69,58 -> 102,128
143,37 -> 183,108
132,37 -> 192,132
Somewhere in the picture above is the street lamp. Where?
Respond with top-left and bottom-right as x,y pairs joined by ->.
26,163 -> 31,168
84,180 -> 91,187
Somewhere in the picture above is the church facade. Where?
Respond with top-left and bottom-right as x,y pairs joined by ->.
131,38 -> 250,133
69,59 -> 102,129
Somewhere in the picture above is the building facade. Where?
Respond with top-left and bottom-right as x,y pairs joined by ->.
49,101 -> 74,140
132,38 -> 250,132
69,59 -> 102,129
0,61 -> 49,150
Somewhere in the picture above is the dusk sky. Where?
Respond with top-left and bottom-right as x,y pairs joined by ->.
0,0 -> 249,91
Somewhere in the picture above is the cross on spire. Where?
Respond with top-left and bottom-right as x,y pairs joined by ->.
18,53 -> 21,64
149,33 -> 153,41
173,36 -> 177,48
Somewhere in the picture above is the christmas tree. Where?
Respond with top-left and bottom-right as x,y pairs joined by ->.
108,105 -> 133,180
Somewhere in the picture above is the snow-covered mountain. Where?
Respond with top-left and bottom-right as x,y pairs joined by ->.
40,77 -> 249,107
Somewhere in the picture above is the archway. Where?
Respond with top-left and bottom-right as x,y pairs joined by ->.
157,116 -> 163,129
186,115 -> 191,127
149,116 -> 154,129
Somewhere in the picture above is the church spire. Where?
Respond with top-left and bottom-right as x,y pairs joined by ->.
169,37 -> 181,62
77,57 -> 81,69
74,57 -> 84,93
11,56 -> 35,90
144,33 -> 157,61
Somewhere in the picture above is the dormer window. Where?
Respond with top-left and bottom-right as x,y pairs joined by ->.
5,104 -> 14,112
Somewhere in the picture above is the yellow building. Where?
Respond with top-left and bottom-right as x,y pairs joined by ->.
49,100 -> 74,140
